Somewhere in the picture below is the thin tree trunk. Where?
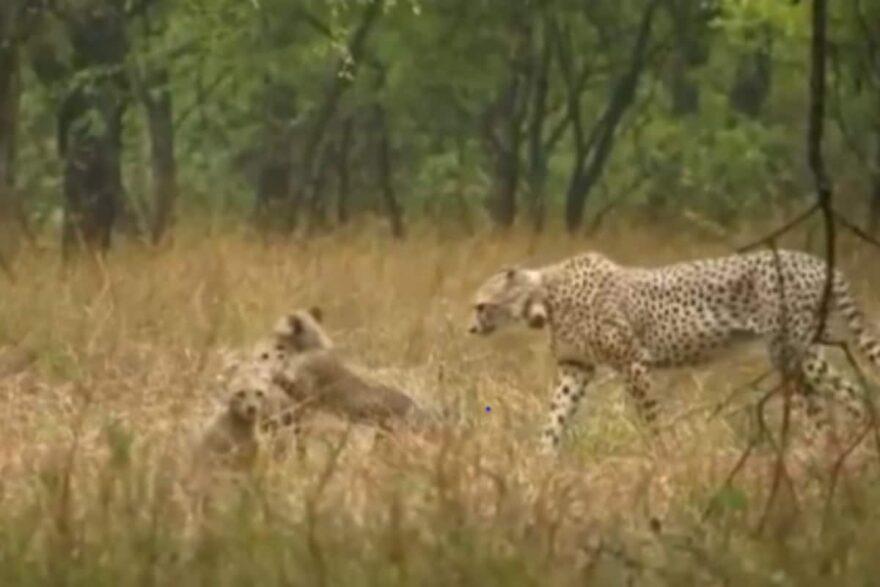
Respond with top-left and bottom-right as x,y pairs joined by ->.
287,0 -> 384,229
729,30 -> 773,118
482,72 -> 526,229
664,0 -> 711,116
141,68 -> 177,244
337,116 -> 353,225
0,2 -> 22,275
60,94 -> 125,256
564,0 -> 659,232
307,144 -> 330,233
480,9 -> 532,230
374,104 -> 404,238
58,5 -> 128,258
525,19 -> 551,232
869,128 -> 880,235
0,5 -> 17,194
254,81 -> 297,226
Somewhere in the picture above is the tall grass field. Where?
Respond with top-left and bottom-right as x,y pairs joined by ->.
1,219 -> 879,586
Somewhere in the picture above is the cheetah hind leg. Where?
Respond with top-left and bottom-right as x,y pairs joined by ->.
767,342 -> 857,443
798,347 -> 866,438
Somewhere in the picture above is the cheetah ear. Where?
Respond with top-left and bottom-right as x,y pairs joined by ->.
308,306 -> 323,323
501,265 -> 519,281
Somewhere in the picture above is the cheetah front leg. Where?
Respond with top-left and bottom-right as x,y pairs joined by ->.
539,361 -> 595,453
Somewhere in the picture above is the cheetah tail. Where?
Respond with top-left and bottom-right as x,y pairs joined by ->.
833,273 -> 880,370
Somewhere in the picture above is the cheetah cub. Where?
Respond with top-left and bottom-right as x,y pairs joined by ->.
198,367 -> 297,467
272,306 -> 334,354
216,306 -> 333,389
238,306 -> 336,379
272,349 -> 440,434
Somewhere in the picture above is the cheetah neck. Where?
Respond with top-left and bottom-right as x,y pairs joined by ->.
517,269 -> 550,329
539,255 -> 620,322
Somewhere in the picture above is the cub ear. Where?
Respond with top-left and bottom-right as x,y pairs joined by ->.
307,306 -> 323,323
288,314 -> 303,335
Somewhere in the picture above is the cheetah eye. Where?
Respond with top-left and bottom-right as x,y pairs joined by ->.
274,344 -> 283,351
475,303 -> 487,313
256,390 -> 264,398
260,352 -> 270,360
235,390 -> 246,399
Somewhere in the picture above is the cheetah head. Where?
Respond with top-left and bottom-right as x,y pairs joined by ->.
469,266 -> 548,335
272,307 -> 334,354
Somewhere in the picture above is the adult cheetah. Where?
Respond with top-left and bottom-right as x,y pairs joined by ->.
468,249 -> 880,452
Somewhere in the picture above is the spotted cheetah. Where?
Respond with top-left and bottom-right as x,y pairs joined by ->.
468,249 -> 880,452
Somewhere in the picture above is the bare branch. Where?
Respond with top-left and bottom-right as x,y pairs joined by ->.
735,203 -> 819,253
833,209 -> 880,251
807,0 -> 836,346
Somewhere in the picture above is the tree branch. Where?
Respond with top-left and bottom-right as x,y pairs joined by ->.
807,0 -> 835,344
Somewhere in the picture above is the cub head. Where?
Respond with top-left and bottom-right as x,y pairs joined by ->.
468,266 -> 547,335
272,306 -> 334,353
227,385 -> 266,425
251,337 -> 289,371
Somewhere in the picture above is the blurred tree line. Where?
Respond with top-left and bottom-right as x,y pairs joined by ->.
0,0 -> 878,255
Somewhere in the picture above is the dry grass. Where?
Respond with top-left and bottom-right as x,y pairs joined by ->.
1,219 -> 880,585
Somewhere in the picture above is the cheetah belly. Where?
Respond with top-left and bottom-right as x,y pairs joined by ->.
635,303 -> 760,368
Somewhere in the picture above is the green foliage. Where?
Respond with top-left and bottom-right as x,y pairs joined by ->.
7,0 -> 878,229
709,485 -> 749,515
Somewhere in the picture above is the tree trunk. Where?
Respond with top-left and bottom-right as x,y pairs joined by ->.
729,31 -> 773,118
480,8 -> 533,230
482,68 -> 527,229
525,18 -> 551,232
564,0 -> 659,232
58,4 -> 128,258
141,68 -> 177,244
254,81 -> 297,228
0,4 -> 17,194
869,128 -> 880,235
306,144 -> 330,233
664,0 -> 711,116
0,1 -> 22,274
486,99 -> 521,228
287,0 -> 384,229
337,116 -> 353,225
60,94 -> 125,256
374,105 -> 404,239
